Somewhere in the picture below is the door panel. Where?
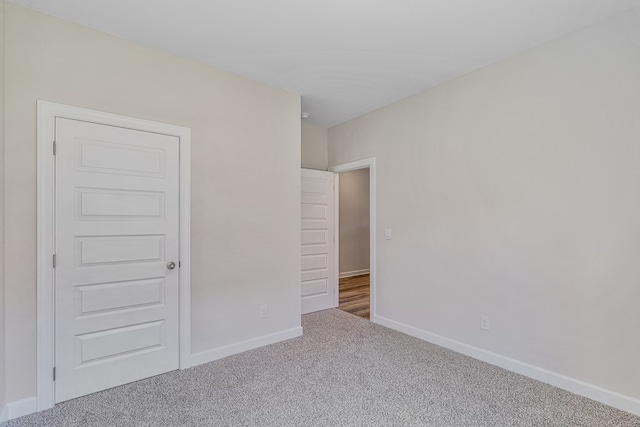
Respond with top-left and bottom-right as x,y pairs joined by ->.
77,188 -> 165,219
75,320 -> 166,366
301,169 -> 336,314
55,118 -> 180,403
75,278 -> 165,315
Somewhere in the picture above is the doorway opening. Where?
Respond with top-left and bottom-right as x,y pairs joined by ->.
336,168 -> 370,319
330,158 -> 376,321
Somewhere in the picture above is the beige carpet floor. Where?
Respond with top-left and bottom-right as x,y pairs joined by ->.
9,309 -> 640,426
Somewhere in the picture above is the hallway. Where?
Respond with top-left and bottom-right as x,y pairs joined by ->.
338,274 -> 370,319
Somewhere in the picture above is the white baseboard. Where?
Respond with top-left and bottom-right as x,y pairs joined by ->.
0,404 -> 8,426
7,397 -> 37,421
190,326 -> 303,367
339,269 -> 370,279
373,315 -> 640,417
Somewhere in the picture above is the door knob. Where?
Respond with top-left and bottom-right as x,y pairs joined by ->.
167,261 -> 176,270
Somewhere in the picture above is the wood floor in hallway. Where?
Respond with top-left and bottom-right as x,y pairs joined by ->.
338,274 -> 370,320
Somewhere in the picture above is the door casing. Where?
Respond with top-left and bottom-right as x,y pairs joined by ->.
36,101 -> 192,410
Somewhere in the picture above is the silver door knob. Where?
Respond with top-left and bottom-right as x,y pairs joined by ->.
167,261 -> 176,270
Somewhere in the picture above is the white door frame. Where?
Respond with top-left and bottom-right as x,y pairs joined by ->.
36,101 -> 192,411
329,158 -> 376,320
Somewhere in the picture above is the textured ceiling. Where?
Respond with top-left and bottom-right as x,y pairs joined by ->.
9,0 -> 640,127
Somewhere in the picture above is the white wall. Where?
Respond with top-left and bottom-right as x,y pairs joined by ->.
329,7 -> 640,402
4,3 -> 301,403
301,121 -> 328,170
339,169 -> 369,275
0,0 -> 6,420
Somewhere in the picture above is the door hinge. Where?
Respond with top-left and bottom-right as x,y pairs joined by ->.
179,261 -> 181,268
53,254 -> 57,268
53,367 -> 56,381
53,141 -> 57,156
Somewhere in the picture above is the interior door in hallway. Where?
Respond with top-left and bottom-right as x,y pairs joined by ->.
54,118 -> 180,403
301,168 -> 336,314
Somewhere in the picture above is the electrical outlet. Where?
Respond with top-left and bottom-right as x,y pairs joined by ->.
260,304 -> 268,319
480,315 -> 490,331
385,229 -> 392,240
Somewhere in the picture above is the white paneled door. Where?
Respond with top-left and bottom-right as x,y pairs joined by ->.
54,118 -> 180,403
301,169 -> 336,314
